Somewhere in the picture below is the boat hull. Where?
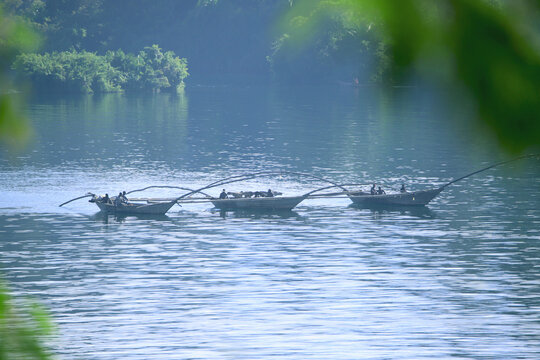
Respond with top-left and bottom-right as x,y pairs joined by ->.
348,188 -> 443,206
95,201 -> 176,215
210,196 -> 305,211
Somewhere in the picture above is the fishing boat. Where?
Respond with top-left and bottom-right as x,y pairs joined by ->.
345,154 -> 538,207
172,170 -> 346,212
89,195 -> 177,215
347,187 -> 443,206
59,154 -> 538,213
60,187 -> 193,215
210,195 -> 306,211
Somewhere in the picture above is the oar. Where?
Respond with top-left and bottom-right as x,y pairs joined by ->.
441,153 -> 540,189
59,193 -> 94,207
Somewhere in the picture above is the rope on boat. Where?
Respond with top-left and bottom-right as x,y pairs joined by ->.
59,193 -> 94,207
442,153 -> 540,189
175,170 -> 349,201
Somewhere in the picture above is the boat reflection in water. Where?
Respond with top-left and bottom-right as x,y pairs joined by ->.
90,211 -> 172,224
348,202 -> 437,219
215,208 -> 303,220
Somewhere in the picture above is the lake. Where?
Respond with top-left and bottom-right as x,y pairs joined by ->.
1,85 -> 539,359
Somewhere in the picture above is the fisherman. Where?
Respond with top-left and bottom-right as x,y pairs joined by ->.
266,189 -> 274,197
103,193 -> 110,204
114,192 -> 123,206
370,184 -> 377,195
377,186 -> 386,195
122,191 -> 128,201
400,184 -> 407,193
219,189 -> 228,199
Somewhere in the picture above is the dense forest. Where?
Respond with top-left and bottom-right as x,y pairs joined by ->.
1,0 -> 386,88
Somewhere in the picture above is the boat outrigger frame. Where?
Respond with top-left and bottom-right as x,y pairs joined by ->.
59,154 -> 539,214
346,153 -> 539,206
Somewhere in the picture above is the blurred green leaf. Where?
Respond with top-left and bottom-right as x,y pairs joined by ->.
0,281 -> 55,360
279,0 -> 540,152
0,5 -> 41,148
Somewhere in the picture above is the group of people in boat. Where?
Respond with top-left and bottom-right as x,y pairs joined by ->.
95,191 -> 129,205
219,189 -> 278,199
114,191 -> 129,205
369,183 -> 407,195
370,184 -> 385,195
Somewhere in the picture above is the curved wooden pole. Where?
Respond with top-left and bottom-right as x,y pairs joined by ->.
176,170 -> 349,201
59,193 -> 94,207
442,153 -> 540,189
201,170 -> 346,191
126,185 -> 213,198
303,183 -> 369,197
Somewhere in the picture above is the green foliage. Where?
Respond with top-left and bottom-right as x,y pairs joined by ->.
280,0 -> 540,152
14,45 -> 188,93
0,5 -> 40,146
14,50 -> 122,93
0,281 -> 55,360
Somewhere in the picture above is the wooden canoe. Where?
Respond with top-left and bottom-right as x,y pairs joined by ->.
348,187 -> 443,206
210,196 -> 306,211
94,200 -> 177,215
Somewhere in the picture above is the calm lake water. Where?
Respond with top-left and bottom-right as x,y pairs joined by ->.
1,85 -> 539,359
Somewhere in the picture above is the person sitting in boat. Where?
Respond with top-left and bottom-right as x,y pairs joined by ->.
219,189 -> 228,199
377,186 -> 386,195
266,189 -> 274,197
122,191 -> 128,201
103,193 -> 110,204
370,184 -> 377,195
114,192 -> 124,206
400,184 -> 407,193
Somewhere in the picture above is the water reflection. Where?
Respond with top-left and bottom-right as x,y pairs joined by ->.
89,211 -> 172,224
214,208 -> 303,220
348,203 -> 437,219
